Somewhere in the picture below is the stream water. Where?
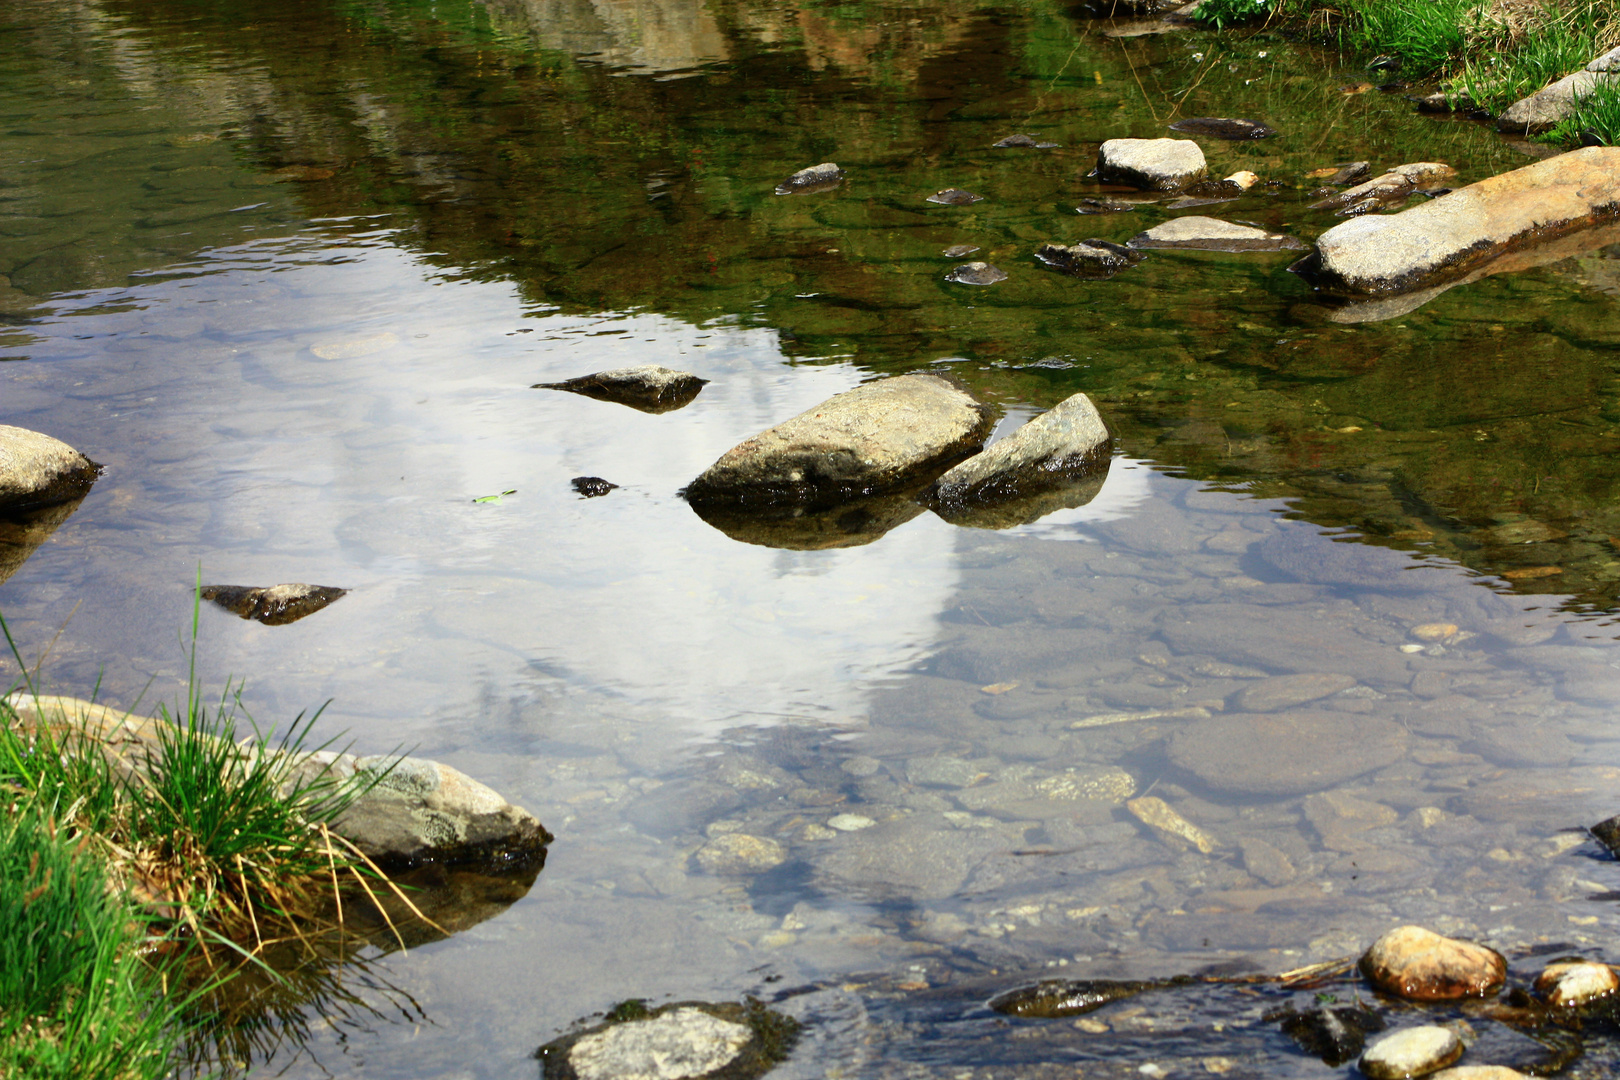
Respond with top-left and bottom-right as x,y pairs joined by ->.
7,0 -> 1620,1075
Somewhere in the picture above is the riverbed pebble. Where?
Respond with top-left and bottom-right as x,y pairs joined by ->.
1360,1026 -> 1464,1080
695,833 -> 786,874
1360,925 -> 1507,1001
1532,959 -> 1619,1007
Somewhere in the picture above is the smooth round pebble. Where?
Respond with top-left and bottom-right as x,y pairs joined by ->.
1533,960 -> 1620,1007
1360,925 -> 1507,1001
828,814 -> 876,832
1428,1069 -> 1529,1080
1360,1025 -> 1464,1080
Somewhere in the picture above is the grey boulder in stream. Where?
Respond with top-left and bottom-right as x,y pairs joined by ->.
0,425 -> 100,510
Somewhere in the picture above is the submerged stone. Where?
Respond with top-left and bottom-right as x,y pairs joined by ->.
990,978 -> 1165,1018
1074,197 -> 1137,214
944,261 -> 1007,285
1533,960 -> 1620,1008
201,583 -> 347,626
0,425 -> 101,511
572,476 -> 618,498
534,364 -> 708,414
927,188 -> 985,205
1360,926 -> 1507,1002
1034,240 -> 1142,278
993,133 -> 1058,148
1168,116 -> 1277,139
1278,1004 -> 1385,1066
1127,216 -> 1304,252
774,162 -> 844,195
1095,138 -> 1207,191
1360,1025 -> 1464,1080
537,1000 -> 799,1080
1168,711 -> 1407,796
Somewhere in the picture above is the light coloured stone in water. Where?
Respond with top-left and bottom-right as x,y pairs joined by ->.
1232,673 -> 1357,712
310,330 -> 398,360
1126,796 -> 1216,853
569,1007 -> 753,1080
0,425 -> 100,510
1304,790 -> 1399,852
1127,216 -> 1304,252
1238,836 -> 1296,885
1069,706 -> 1209,730
907,757 -> 987,788
944,261 -> 1006,285
1360,925 -> 1507,1001
1533,960 -> 1620,1007
1036,767 -> 1136,802
1428,1068 -> 1530,1080
1359,1026 -> 1463,1080
695,833 -> 785,874
1168,711 -> 1407,797
1411,623 -> 1459,641
1096,137 -> 1207,191
827,814 -> 876,832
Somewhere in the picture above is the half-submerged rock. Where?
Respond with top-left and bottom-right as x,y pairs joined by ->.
1277,1004 -> 1385,1066
930,391 -> 1111,528
1034,239 -> 1143,278
1095,138 -> 1207,191
0,425 -> 101,511
774,162 -> 844,195
1306,161 -> 1456,216
944,261 -> 1007,285
927,188 -> 985,205
1360,1026 -> 1464,1080
1360,925 -> 1507,1001
1295,149 -> 1620,298
1533,959 -> 1620,1008
683,373 -> 995,507
1128,216 -> 1305,252
1164,170 -> 1261,208
989,978 -> 1164,1018
201,583 -> 347,626
534,364 -> 708,414
537,1000 -> 799,1080
993,133 -> 1059,148
1168,117 -> 1277,139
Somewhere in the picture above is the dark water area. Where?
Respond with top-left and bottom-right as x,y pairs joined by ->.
7,0 -> 1620,1075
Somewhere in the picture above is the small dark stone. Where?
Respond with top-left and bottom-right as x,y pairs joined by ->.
1075,198 -> 1137,214
990,978 -> 1166,1018
1581,129 -> 1610,147
1467,1021 -> 1583,1075
571,477 -> 618,498
1034,239 -> 1143,279
1277,1005 -> 1385,1066
775,162 -> 844,195
534,365 -> 708,414
993,133 -> 1059,148
1590,814 -> 1620,857
201,583 -> 347,626
1168,117 -> 1277,140
927,188 -> 985,205
944,261 -> 1007,285
1328,161 -> 1372,185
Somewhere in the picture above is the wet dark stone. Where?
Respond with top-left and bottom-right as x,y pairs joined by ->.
993,133 -> 1059,148
1276,1004 -> 1385,1066
927,188 -> 985,205
942,244 -> 981,257
1075,198 -> 1137,214
1175,178 -> 1244,200
534,365 -> 708,414
1325,161 -> 1372,185
571,476 -> 618,498
1034,239 -> 1143,279
1590,814 -> 1620,857
774,162 -> 844,195
1168,117 -> 1277,139
944,261 -> 1007,285
200,583 -> 347,625
989,978 -> 1168,1018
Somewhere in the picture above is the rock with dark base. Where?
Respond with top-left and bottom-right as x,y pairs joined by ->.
944,261 -> 1007,285
1035,240 -> 1143,278
0,425 -> 101,511
1360,1026 -> 1464,1080
1534,960 -> 1620,1008
534,365 -> 708,413
942,244 -> 980,257
536,1000 -> 799,1080
1360,925 -> 1507,1002
1168,117 -> 1276,139
1278,1004 -> 1385,1066
930,391 -> 1111,528
1498,67 -> 1619,135
774,162 -> 843,195
1128,216 -> 1304,252
993,133 -> 1058,148
571,476 -> 618,498
990,978 -> 1166,1017
201,583 -> 347,625
1307,162 -> 1456,215
683,374 -> 995,506
1075,198 -> 1137,214
1095,138 -> 1207,191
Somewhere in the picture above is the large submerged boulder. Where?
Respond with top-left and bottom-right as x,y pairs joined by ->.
1293,147 -> 1620,298
0,425 -> 100,511
683,374 -> 995,506
1095,138 -> 1207,191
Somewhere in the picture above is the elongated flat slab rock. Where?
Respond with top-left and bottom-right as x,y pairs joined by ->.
684,374 -> 994,505
1128,216 -> 1304,252
1294,147 -> 1620,297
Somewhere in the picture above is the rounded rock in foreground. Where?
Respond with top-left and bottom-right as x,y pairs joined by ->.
1533,959 -> 1620,1007
1361,1026 -> 1464,1080
0,425 -> 101,511
944,261 -> 1006,285
539,1001 -> 800,1080
1361,925 -> 1507,1001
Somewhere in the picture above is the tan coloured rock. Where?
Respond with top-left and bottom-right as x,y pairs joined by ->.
1533,960 -> 1620,1007
0,425 -> 100,511
1299,148 -> 1620,298
1428,1069 -> 1529,1080
1126,796 -> 1217,853
694,833 -> 786,874
1095,138 -> 1207,191
1127,216 -> 1305,252
1360,925 -> 1507,1001
685,374 -> 994,503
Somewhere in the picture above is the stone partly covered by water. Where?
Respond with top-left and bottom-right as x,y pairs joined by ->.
1296,148 -> 1620,298
571,476 -> 618,498
1167,709 -> 1407,796
694,833 -> 786,874
926,188 -> 985,205
0,424 -> 100,511
941,244 -> 980,257
1360,1025 -> 1465,1080
988,978 -> 1163,1018
1033,239 -> 1142,279
1094,137 -> 1207,191
200,583 -> 347,626
1429,1070 -> 1531,1080
943,261 -> 1006,285
1167,116 -> 1277,139
1163,171 -> 1260,208
683,374 -> 994,506
537,1001 -> 799,1080
1277,1004 -> 1386,1066
533,364 -> 709,414
1074,197 -> 1137,214
992,133 -> 1058,148
773,162 -> 844,196
1306,162 -> 1457,216
1498,47 -> 1620,134
930,391 -> 1110,528
1127,216 -> 1305,252
1360,925 -> 1508,1002
1533,960 -> 1620,1008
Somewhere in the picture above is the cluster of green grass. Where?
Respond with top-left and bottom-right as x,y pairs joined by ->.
1546,73 -> 1620,143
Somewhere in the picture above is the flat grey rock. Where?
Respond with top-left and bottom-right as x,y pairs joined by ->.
812,815 -> 1006,900
0,425 -> 100,511
1360,1025 -> 1463,1080
1498,70 -> 1616,134
1128,216 -> 1304,252
1231,672 -> 1357,712
570,1008 -> 752,1080
1158,602 -> 1414,684
1258,525 -> 1453,591
1035,239 -> 1142,278
928,188 -> 985,205
1095,138 -> 1207,191
1168,710 -> 1408,796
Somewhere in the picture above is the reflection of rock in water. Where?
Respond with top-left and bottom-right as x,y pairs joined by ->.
479,0 -> 728,73
0,496 -> 83,586
201,583 -> 347,625
932,469 -> 1104,529
689,490 -> 927,549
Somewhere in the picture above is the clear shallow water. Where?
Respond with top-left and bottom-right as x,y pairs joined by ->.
7,0 -> 1620,1076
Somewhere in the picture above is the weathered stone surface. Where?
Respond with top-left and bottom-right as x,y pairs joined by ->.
1232,673 -> 1357,712
1360,1026 -> 1464,1080
990,978 -> 1161,1018
942,244 -> 980,257
534,364 -> 709,413
1428,1070 -> 1529,1080
929,393 -> 1110,528
538,1001 -> 797,1080
992,133 -> 1058,148
684,374 -> 994,505
774,162 -> 843,195
1534,960 -> 1620,1007
571,476 -> 618,498
0,498 -> 82,587
201,583 -> 347,626
1239,835 -> 1297,885
927,188 -> 984,205
1498,71 -> 1617,135
1095,138 -> 1207,191
1034,239 -> 1143,278
0,425 -> 100,511
1167,711 -> 1408,796
944,261 -> 1006,285
1168,117 -> 1276,139
1126,795 -> 1216,852
694,833 -> 786,874
6,693 -> 551,869
1360,925 -> 1507,1001
1128,216 -> 1304,252
1296,148 -> 1620,298
1303,789 -> 1398,852
1308,162 -> 1457,215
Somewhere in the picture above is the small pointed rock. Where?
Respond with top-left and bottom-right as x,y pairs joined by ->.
534,364 -> 708,414
201,583 -> 347,626
571,476 -> 618,498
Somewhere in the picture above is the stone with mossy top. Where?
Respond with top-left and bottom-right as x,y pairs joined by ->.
536,999 -> 799,1080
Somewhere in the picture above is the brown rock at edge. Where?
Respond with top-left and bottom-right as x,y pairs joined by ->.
1360,925 -> 1507,1001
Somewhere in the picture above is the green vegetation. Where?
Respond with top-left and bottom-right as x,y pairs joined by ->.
1192,0 -> 1273,31
1547,74 -> 1620,142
